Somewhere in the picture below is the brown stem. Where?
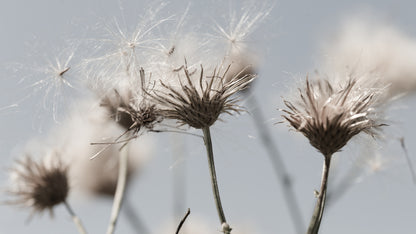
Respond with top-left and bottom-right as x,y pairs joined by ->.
175,208 -> 191,234
307,156 -> 332,234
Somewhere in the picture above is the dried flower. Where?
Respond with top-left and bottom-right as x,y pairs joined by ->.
149,63 -> 255,129
282,76 -> 385,157
7,154 -> 69,217
101,89 -> 136,130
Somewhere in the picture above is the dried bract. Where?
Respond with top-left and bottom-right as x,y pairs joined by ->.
282,76 -> 385,157
149,64 -> 256,129
7,155 -> 69,216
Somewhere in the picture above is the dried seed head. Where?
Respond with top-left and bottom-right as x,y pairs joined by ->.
149,63 -> 256,129
7,154 -> 69,216
101,69 -> 163,135
282,76 -> 386,157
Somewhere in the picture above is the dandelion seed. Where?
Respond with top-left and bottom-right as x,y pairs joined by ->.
213,1 -> 272,53
6,153 -> 69,217
148,5 -> 207,82
211,2 -> 271,86
83,5 -> 173,89
13,45 -> 78,122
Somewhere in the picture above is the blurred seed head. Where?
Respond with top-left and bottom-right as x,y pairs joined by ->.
6,153 -> 69,217
322,16 -> 416,99
51,98 -> 152,197
282,75 -> 386,157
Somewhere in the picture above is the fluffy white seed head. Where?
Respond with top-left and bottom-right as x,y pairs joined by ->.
321,17 -> 416,99
49,98 -> 152,197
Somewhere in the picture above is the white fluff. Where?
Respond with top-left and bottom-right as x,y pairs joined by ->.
322,17 -> 416,98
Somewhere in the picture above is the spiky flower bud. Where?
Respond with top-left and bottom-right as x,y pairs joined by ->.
282,76 -> 385,157
7,154 -> 69,216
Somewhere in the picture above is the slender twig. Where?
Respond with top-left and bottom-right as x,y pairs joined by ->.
246,94 -> 304,234
171,135 -> 187,218
175,208 -> 191,234
400,138 -> 416,184
123,198 -> 150,234
64,201 -> 87,234
202,127 -> 231,234
106,144 -> 129,234
328,137 -> 416,207
307,156 -> 332,234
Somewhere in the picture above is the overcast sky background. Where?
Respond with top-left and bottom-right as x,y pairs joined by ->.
1,0 -> 416,234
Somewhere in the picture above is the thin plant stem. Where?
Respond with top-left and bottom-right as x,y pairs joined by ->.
246,94 -> 304,234
64,201 -> 87,234
171,135 -> 187,219
106,144 -> 129,234
175,208 -> 191,234
123,198 -> 150,234
307,156 -> 332,234
400,138 -> 416,184
202,127 -> 231,234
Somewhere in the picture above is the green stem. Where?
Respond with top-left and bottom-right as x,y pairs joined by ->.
106,144 -> 129,234
64,201 -> 88,234
202,127 -> 231,234
307,156 -> 332,234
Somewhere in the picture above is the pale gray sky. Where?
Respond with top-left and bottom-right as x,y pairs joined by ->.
1,0 -> 416,234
